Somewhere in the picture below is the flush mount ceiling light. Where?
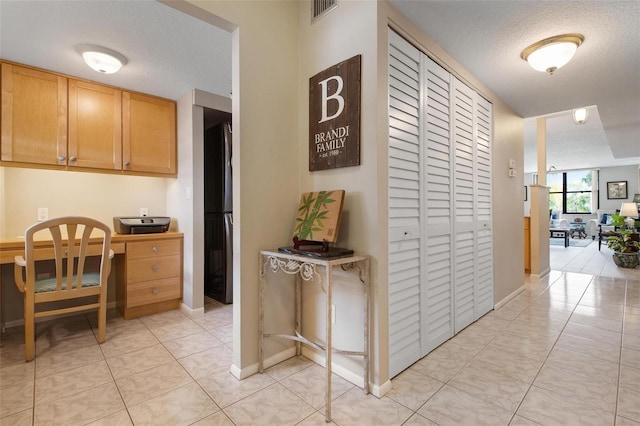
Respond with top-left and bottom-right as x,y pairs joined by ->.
520,34 -> 584,75
572,107 -> 588,125
79,45 -> 127,74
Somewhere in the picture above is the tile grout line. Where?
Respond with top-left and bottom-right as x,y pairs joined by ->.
503,272 -> 594,424
611,278 -> 628,426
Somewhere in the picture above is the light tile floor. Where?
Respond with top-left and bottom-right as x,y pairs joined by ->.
550,237 -> 640,281
1,272 -> 640,425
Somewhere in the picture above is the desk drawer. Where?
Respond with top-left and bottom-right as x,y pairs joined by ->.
127,255 -> 180,282
127,239 -> 180,260
126,277 -> 181,307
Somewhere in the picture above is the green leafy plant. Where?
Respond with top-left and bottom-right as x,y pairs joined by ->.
610,214 -> 625,228
294,191 -> 336,241
606,229 -> 640,253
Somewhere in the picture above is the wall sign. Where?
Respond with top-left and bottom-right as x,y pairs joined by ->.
309,55 -> 361,171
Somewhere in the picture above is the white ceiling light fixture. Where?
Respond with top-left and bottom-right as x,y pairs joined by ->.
79,45 -> 128,74
520,34 -> 584,75
572,107 -> 588,125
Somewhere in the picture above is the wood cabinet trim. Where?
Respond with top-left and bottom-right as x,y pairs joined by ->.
1,60 -> 176,177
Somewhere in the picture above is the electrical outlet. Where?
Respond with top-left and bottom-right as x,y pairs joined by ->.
37,207 -> 48,221
331,304 -> 336,324
139,208 -> 149,217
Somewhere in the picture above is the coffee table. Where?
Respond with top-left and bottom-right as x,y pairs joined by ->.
550,227 -> 570,247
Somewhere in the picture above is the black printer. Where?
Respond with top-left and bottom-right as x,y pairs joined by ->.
114,217 -> 171,234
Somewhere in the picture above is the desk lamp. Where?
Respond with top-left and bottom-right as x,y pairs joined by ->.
620,202 -> 639,229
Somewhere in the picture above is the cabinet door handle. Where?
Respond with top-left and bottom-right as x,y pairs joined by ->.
152,265 -> 159,272
57,155 -> 66,162
124,161 -> 131,168
152,288 -> 159,295
152,246 -> 159,253
69,156 -> 77,162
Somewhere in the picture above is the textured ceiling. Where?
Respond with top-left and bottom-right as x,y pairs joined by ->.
389,0 -> 640,173
0,0 -> 232,101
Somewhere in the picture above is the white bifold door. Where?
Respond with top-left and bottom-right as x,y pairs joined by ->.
388,29 -> 494,378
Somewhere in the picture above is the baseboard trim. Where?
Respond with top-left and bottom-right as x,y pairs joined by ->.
242,346 -> 382,394
530,267 -> 550,279
229,363 -> 256,380
494,284 -> 526,310
179,303 -> 204,319
371,379 -> 393,398
230,347 -> 297,380
301,347 -> 366,389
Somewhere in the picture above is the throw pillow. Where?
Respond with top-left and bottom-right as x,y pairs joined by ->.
601,213 -> 608,224
606,215 -> 614,225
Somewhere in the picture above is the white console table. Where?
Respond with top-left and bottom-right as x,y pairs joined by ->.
258,249 -> 370,423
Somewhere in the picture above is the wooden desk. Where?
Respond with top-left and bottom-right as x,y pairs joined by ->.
1,232 -> 183,328
0,232 -> 182,264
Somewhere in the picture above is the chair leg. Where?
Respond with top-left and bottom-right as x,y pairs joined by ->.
24,295 -> 35,362
97,297 -> 106,343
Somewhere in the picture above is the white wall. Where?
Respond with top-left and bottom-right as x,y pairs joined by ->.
598,164 -> 640,211
166,92 -> 201,314
0,167 -> 168,239
182,0 -> 300,377
298,0 -> 380,389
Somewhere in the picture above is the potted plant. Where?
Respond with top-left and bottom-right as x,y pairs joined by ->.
610,214 -> 625,228
606,228 -> 640,268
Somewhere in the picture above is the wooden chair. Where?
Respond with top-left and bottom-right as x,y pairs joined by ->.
13,217 -> 113,361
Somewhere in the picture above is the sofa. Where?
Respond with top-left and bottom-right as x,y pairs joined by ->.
585,209 -> 617,239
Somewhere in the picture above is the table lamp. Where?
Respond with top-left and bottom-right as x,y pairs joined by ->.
620,202 -> 639,229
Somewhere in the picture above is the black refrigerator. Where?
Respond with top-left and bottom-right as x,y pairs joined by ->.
204,122 -> 233,304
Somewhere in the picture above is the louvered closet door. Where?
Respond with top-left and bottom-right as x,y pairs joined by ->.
421,57 -> 454,354
387,29 -> 493,378
452,79 -> 477,331
474,96 -> 493,316
388,30 -> 423,377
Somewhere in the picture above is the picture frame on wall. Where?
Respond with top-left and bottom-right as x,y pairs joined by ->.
607,181 -> 628,199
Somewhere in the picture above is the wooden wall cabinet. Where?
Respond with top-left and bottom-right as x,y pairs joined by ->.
68,79 -> 122,170
1,63 -> 68,166
123,92 -> 176,175
116,234 -> 183,319
1,61 -> 177,176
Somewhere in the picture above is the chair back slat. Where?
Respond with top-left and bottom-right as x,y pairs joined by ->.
75,224 -> 94,288
47,225 -> 64,292
65,223 -> 78,290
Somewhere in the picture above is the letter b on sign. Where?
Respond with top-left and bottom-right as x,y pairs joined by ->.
318,76 -> 344,123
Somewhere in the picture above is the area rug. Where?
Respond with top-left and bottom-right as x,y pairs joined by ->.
550,238 -> 593,247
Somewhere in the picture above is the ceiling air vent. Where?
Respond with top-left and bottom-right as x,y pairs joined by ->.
312,0 -> 337,23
